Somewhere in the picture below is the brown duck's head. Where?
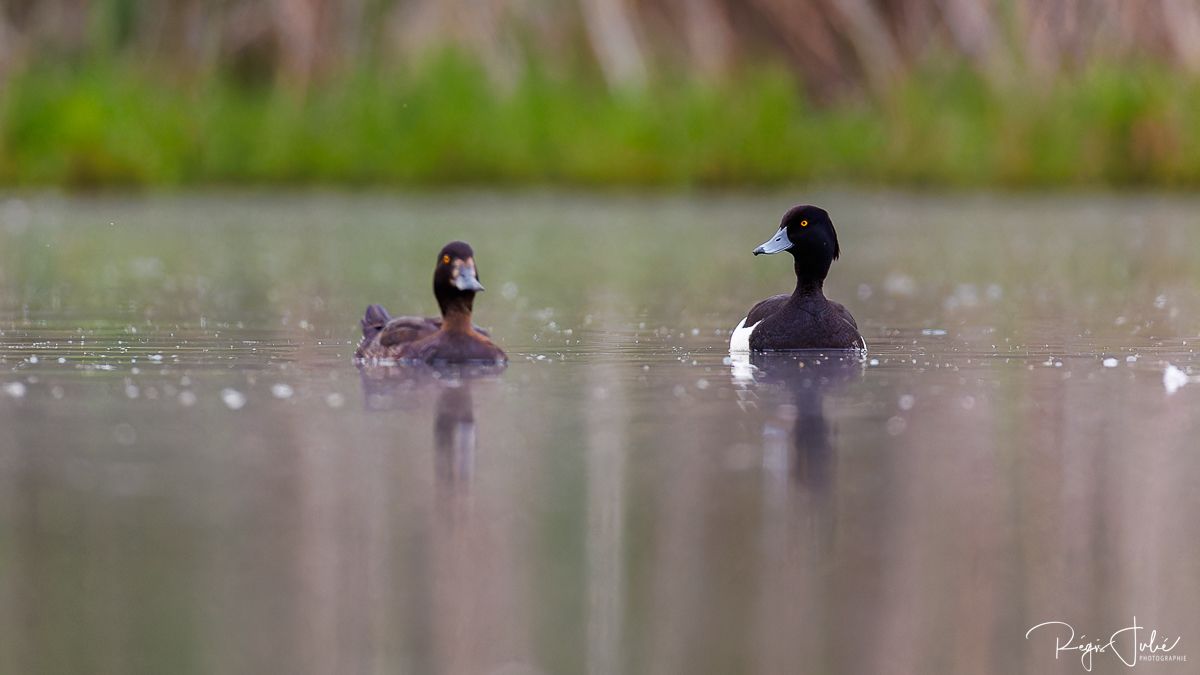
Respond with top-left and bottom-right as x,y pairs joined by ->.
433,241 -> 484,316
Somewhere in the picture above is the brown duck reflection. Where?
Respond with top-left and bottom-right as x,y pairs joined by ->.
432,383 -> 476,483
358,361 -> 505,484
356,361 -> 531,672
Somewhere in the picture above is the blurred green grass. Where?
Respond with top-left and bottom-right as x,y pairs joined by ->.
2,54 -> 1199,189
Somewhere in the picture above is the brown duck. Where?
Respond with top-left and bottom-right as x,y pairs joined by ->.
355,241 -> 507,363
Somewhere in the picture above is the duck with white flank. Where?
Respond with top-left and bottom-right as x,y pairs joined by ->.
730,205 -> 865,352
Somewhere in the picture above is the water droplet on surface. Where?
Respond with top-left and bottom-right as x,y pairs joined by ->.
884,273 -> 916,297
221,388 -> 246,410
270,383 -> 294,399
1102,357 -> 1119,368
3,381 -> 26,398
325,393 -> 345,408
898,394 -> 915,411
178,391 -> 197,407
1164,365 -> 1189,395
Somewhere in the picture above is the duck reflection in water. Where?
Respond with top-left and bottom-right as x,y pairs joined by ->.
730,352 -> 862,493
432,383 -> 475,483
358,361 -> 505,484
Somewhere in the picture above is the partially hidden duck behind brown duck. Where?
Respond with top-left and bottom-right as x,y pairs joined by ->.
355,241 -> 507,364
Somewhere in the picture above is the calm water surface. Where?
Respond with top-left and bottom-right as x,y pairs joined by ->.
1,191 -> 1199,674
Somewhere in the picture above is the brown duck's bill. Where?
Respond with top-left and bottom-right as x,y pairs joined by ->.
452,264 -> 485,291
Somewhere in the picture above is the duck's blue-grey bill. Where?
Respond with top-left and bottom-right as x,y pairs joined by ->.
453,266 -> 485,291
753,227 -> 792,255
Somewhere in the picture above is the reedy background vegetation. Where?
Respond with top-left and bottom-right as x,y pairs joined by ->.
2,0 -> 1200,187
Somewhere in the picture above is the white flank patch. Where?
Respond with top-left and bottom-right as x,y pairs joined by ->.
728,352 -> 757,383
729,318 -> 760,353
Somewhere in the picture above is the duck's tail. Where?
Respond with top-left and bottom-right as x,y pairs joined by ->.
361,304 -> 391,340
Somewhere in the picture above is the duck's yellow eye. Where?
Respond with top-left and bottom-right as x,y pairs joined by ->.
800,220 -> 809,227
442,255 -> 451,264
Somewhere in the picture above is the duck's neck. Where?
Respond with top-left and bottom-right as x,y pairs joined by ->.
439,296 -> 475,333
790,253 -> 828,301
791,279 -> 824,301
